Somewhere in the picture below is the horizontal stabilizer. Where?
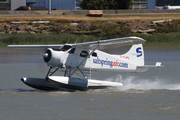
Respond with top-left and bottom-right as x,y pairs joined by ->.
138,62 -> 163,68
155,62 -> 162,67
136,62 -> 163,72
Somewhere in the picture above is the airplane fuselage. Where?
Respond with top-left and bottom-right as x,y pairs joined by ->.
66,49 -> 137,72
45,46 -> 137,73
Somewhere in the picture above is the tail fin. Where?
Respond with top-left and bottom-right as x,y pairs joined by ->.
122,44 -> 144,66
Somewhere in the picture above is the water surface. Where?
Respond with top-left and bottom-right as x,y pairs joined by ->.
0,46 -> 180,120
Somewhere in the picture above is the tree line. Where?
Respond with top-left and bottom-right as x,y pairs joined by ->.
80,0 -> 133,10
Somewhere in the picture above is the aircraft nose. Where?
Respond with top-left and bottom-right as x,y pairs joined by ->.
43,50 -> 51,63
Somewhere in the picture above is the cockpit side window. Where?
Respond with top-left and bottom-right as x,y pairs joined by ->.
92,52 -> 97,57
60,45 -> 72,51
68,48 -> 75,54
80,51 -> 88,57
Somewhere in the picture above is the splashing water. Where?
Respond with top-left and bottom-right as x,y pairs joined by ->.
106,75 -> 180,91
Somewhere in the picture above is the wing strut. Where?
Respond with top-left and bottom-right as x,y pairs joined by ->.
71,44 -> 99,77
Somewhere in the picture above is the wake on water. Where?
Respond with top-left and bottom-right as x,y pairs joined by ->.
106,75 -> 180,91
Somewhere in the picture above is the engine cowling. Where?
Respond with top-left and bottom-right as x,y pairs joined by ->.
43,48 -> 65,67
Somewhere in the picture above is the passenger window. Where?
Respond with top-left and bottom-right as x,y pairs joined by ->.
80,51 -> 88,57
69,48 -> 75,54
92,52 -> 97,57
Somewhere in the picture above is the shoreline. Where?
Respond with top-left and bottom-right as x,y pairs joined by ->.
1,13 -> 180,47
1,32 -> 180,47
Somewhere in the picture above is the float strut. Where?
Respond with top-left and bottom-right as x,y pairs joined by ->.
46,67 -> 52,79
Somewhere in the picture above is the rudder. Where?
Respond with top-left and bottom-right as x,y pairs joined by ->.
122,44 -> 144,66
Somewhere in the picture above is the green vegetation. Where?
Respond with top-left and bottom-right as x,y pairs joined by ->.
80,0 -> 133,10
1,19 -> 180,47
139,32 -> 180,46
155,20 -> 180,33
1,32 -> 180,47
0,33 -> 98,45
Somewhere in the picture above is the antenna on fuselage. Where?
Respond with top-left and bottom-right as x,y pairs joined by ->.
66,38 -> 70,44
75,38 -> 79,44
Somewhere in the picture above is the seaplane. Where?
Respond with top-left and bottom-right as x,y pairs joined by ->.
8,36 -> 162,91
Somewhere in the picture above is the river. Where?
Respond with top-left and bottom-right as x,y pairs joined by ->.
0,46 -> 180,120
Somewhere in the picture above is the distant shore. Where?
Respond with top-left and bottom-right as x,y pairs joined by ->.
1,13 -> 180,46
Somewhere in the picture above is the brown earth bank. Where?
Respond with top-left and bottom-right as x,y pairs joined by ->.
1,14 -> 180,22
0,13 -> 180,35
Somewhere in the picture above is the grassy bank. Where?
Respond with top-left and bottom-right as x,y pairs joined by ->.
138,32 -> 180,46
1,32 -> 180,47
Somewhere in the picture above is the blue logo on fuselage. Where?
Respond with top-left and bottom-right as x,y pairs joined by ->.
136,47 -> 142,57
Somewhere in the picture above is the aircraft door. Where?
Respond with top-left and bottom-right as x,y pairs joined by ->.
66,48 -> 79,67
79,50 -> 91,68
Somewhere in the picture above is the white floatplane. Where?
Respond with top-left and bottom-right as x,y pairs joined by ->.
8,37 -> 162,90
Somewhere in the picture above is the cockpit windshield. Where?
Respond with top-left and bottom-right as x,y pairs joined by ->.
60,45 -> 72,51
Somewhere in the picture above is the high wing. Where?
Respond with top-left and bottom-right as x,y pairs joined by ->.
72,37 -> 146,50
7,44 -> 63,48
7,37 -> 145,49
